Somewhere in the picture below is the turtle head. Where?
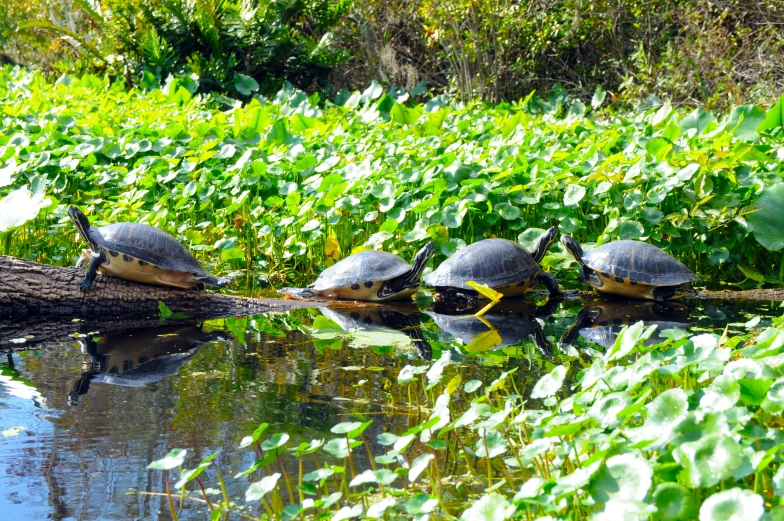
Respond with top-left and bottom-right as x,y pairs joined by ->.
410,242 -> 436,279
560,235 -> 585,265
532,226 -> 559,263
68,206 -> 98,249
378,242 -> 436,299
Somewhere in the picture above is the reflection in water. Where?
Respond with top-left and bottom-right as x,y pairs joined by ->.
321,303 -> 432,360
0,297 -> 780,520
561,299 -> 693,347
68,324 -> 228,405
426,298 -> 560,355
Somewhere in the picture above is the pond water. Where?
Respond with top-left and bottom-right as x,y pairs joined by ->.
1,295 -> 781,520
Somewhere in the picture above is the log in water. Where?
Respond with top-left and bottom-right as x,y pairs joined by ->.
0,255 -> 318,317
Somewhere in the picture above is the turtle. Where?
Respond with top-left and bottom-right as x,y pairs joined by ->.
68,206 -> 231,292
321,303 -> 431,360
423,227 -> 561,304
426,299 -> 559,356
560,299 -> 692,347
560,236 -> 698,301
280,242 -> 435,302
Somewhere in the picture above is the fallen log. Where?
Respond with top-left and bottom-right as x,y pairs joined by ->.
0,255 -> 319,317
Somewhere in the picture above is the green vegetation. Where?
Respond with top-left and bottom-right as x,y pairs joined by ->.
3,0 -> 783,108
148,307 -> 784,520
0,68 -> 782,289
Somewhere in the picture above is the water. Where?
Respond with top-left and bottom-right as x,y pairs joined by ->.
1,296 -> 781,520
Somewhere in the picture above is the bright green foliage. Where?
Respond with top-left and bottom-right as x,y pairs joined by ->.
0,68 -> 783,288
148,315 -> 784,520
12,0 -> 352,96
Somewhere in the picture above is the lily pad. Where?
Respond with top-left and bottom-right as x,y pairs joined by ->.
699,488 -> 763,521
748,183 -> 784,252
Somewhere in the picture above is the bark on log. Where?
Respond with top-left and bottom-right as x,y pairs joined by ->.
0,256 -> 319,317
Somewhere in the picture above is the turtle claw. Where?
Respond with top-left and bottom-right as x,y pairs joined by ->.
79,277 -> 93,293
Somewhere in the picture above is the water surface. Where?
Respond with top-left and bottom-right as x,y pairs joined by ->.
1,296 -> 780,519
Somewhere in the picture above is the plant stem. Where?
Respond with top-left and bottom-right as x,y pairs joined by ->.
483,433 -> 492,489
165,471 -> 179,521
212,461 -> 231,511
195,477 -> 213,511
276,453 -> 296,506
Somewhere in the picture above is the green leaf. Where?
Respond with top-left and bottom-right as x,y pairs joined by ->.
653,483 -> 698,521
673,433 -> 743,488
234,73 -> 259,96
698,488 -> 763,521
748,183 -> 784,251
679,108 -> 715,135
628,388 -> 687,446
409,454 -> 434,482
302,468 -> 334,483
245,473 -> 281,501
464,380 -> 482,393
619,219 -> 644,240
531,365 -> 566,398
261,433 -> 289,451
591,86 -> 606,110
390,103 -> 421,125
497,203 -> 521,220
738,378 -> 773,406
758,94 -> 784,133
727,104 -> 766,141
147,448 -> 187,470
0,184 -> 53,233
588,392 -> 632,429
564,184 -> 586,206
761,377 -> 784,413
366,497 -> 396,519
589,453 -> 652,502
607,321 -> 652,361
459,493 -> 513,521
474,431 -> 507,458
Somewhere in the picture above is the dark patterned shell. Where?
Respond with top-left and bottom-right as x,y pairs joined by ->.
423,239 -> 539,290
90,222 -> 209,276
582,240 -> 698,286
312,251 -> 411,290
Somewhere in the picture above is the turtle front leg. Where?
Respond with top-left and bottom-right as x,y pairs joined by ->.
652,285 -> 678,302
80,250 -> 106,292
437,286 -> 479,306
534,272 -> 562,297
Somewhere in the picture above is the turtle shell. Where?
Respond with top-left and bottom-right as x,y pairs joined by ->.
90,222 -> 210,278
312,250 -> 412,291
581,240 -> 698,286
424,239 -> 539,291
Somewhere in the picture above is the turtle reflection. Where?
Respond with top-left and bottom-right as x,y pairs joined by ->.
68,323 -> 228,406
320,303 -> 432,360
426,298 -> 560,356
561,299 -> 692,348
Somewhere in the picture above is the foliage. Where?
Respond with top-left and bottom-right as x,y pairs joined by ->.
12,0 -> 352,95
341,0 -> 784,108
148,311 -> 784,519
0,68 -> 783,288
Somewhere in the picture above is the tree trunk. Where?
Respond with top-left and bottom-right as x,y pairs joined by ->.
0,256 -> 318,318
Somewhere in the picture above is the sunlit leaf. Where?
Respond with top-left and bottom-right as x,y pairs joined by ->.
531,365 -> 566,399
147,448 -> 187,470
748,183 -> 784,252
460,493 -> 514,521
699,488 -> 763,521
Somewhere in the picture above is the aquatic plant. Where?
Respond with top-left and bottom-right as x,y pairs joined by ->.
147,308 -> 784,519
0,67 -> 782,290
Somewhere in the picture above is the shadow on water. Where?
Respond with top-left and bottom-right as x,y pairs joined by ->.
0,295 -> 782,519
